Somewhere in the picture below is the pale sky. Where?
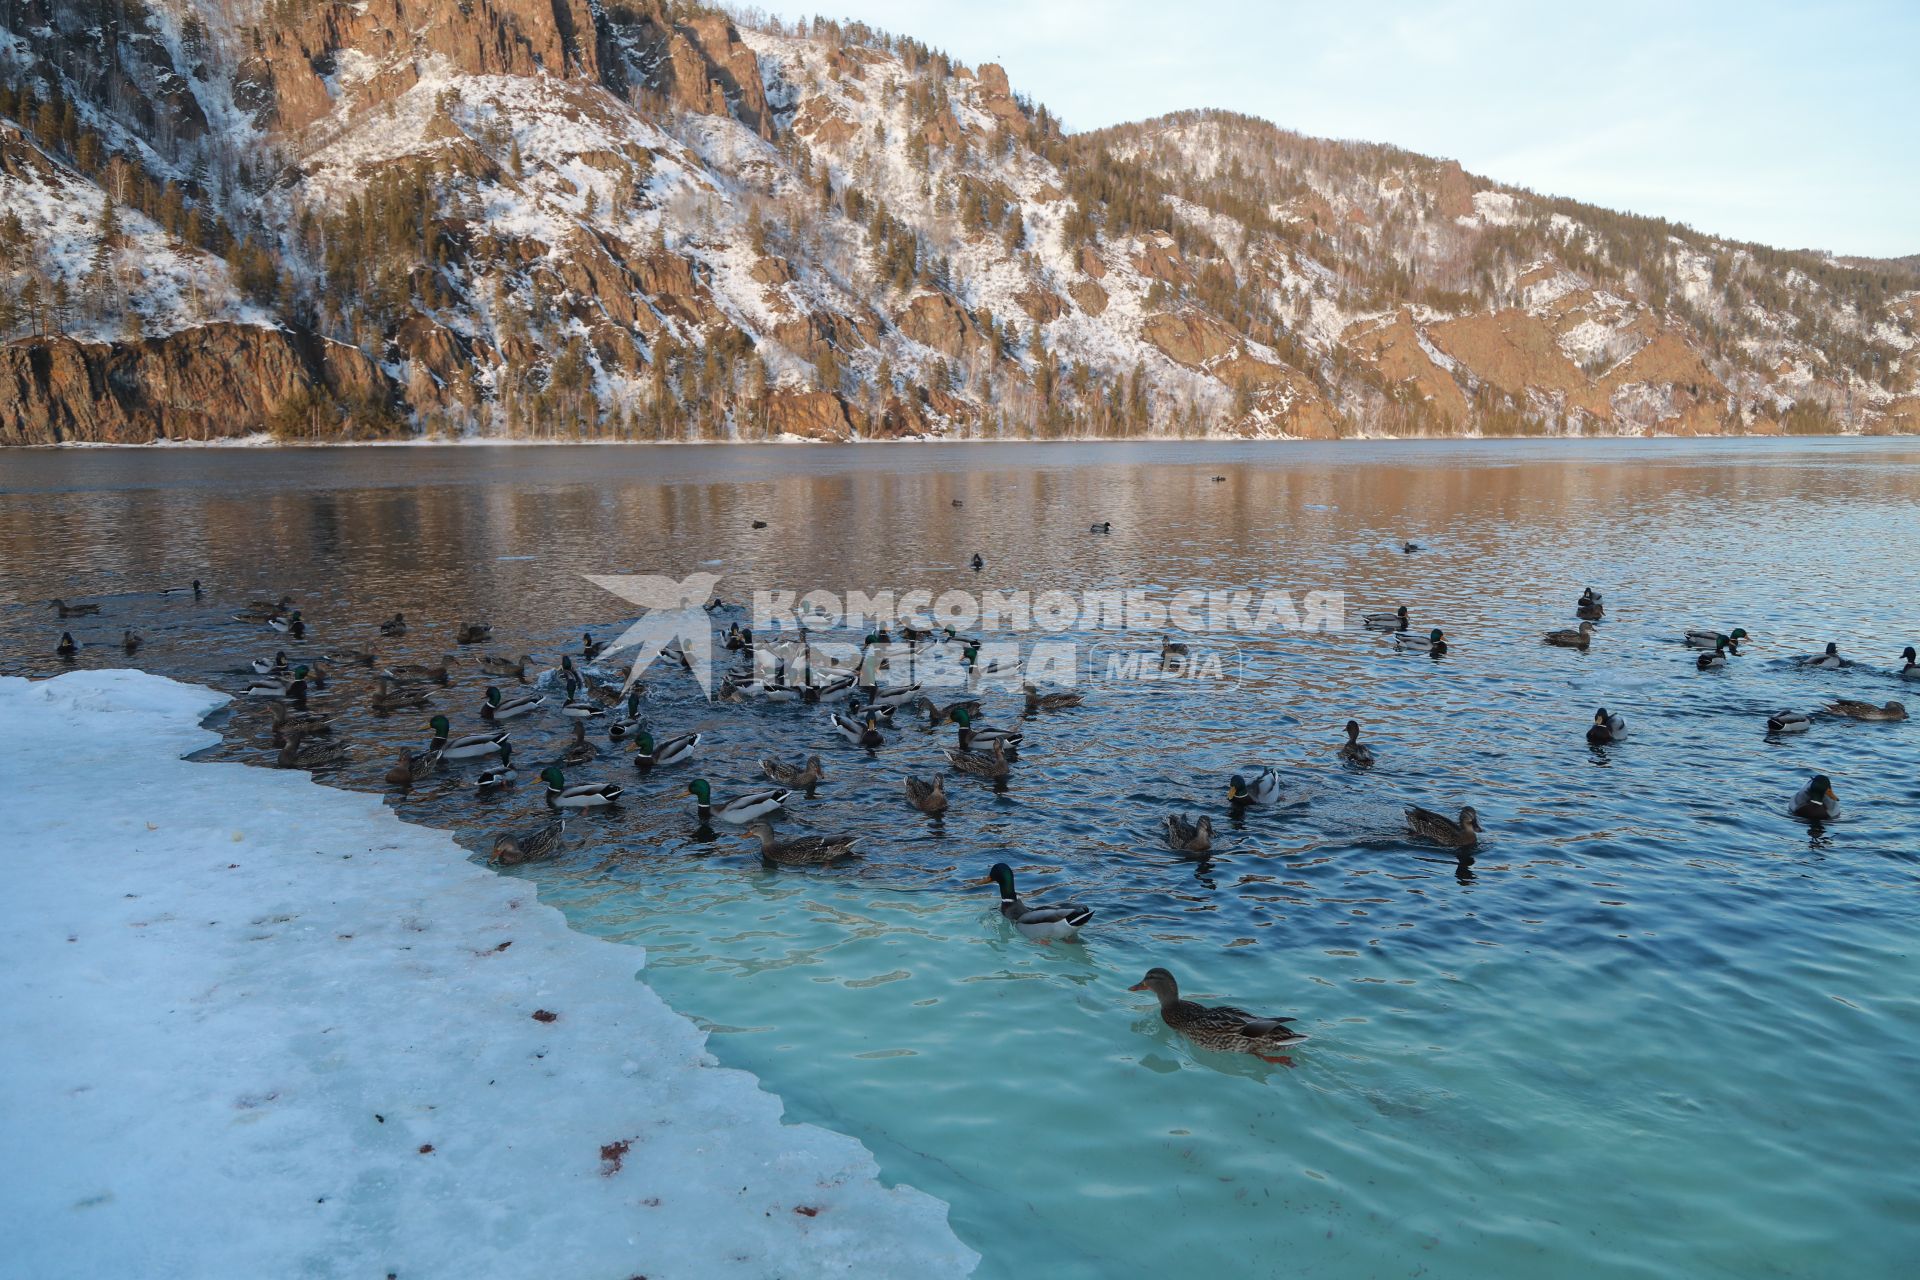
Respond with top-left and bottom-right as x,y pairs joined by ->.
759,0 -> 1919,258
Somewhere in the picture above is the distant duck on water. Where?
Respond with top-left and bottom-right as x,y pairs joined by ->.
1801,642 -> 1848,669
1363,605 -> 1409,631
1586,707 -> 1627,744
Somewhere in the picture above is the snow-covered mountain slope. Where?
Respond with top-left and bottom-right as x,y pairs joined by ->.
0,1 -> 1914,443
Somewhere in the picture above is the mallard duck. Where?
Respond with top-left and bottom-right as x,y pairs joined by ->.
1545,621 -> 1596,650
491,818 -> 564,865
1684,627 -> 1747,650
267,610 -> 304,637
481,685 -> 544,721
1090,520 -> 1112,533
1766,710 -> 1812,734
385,745 -> 442,789
370,678 -> 432,713
1406,804 -> 1481,849
607,690 -> 648,740
1160,635 -> 1190,661
267,702 -> 333,739
232,595 -> 294,622
427,714 -> 509,760
479,653 -> 534,679
724,623 -> 753,652
1824,699 -> 1907,722
56,631 -> 78,659
1800,642 -> 1848,669
831,711 -> 887,748
276,735 -> 346,770
802,672 -> 858,703
244,674 -> 292,698
1227,768 -> 1281,806
1697,638 -> 1735,669
1165,813 -> 1213,854
1129,967 -> 1307,1063
1395,627 -> 1447,656
1402,541 -> 1421,553
903,775 -> 948,815
379,613 -> 408,636
1586,707 -> 1627,744
49,598 -> 100,618
1022,682 -> 1083,713
853,682 -> 923,712
575,631 -> 603,660
689,778 -> 789,825
325,647 -> 376,667
743,820 -> 859,866
560,697 -> 606,720
953,707 -> 1021,755
455,622 -> 492,645
1337,720 -> 1374,767
1899,646 -> 1920,680
979,863 -> 1092,942
277,675 -> 315,709
121,629 -> 143,655
384,655 -> 457,685
911,695 -> 981,726
1363,606 -> 1409,631
560,721 -> 596,765
945,735 -> 1012,778
539,766 -> 621,808
762,755 -> 826,795
251,652 -> 289,675
475,743 -> 519,792
1790,774 -> 1839,821
157,579 -> 202,598
633,730 -> 699,770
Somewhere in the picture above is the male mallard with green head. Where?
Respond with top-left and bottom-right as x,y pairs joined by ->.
540,766 -> 622,808
634,729 -> 700,770
688,778 -> 789,824
979,863 -> 1092,942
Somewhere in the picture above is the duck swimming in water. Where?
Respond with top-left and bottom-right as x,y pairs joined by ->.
1586,708 -> 1627,744
1395,627 -> 1447,656
903,775 -> 948,815
1406,804 -> 1481,850
1363,606 -> 1409,631
1790,774 -> 1838,822
1164,813 -> 1214,855
1545,621 -> 1596,650
1337,720 -> 1375,767
1823,699 -> 1907,722
1898,647 -> 1920,680
979,863 -> 1092,942
1129,967 -> 1307,1063
1800,642 -> 1847,670
1227,768 -> 1282,806
1766,710 -> 1812,734
742,820 -> 859,866
491,818 -> 564,865
1685,627 -> 1747,651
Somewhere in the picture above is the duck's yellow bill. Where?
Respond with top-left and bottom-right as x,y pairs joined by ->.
1127,982 -> 1148,991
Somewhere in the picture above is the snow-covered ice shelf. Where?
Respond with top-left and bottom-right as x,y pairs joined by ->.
0,670 -> 976,1279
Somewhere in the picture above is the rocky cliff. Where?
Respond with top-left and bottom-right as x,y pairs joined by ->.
0,1 -> 1912,443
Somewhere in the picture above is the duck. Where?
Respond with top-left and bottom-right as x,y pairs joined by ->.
1790,775 -> 1839,822
903,775 -> 948,815
325,647 -> 377,667
1697,639 -> 1734,669
560,696 -> 606,720
1684,627 -> 1747,650
742,820 -> 859,866
1800,642 -> 1847,670
244,673 -> 293,698
831,711 -> 886,748
157,579 -> 202,598
475,743 -> 519,792
251,652 -> 290,675
1405,804 -> 1481,850
455,622 -> 493,645
1576,588 -> 1605,620
944,738 -> 1012,780
1022,682 -> 1083,713
1586,707 -> 1627,744
56,631 -> 78,659
606,690 -> 648,740
267,610 -> 304,637
1337,720 -> 1375,767
481,685 -> 544,721
953,707 -> 1021,755
1766,710 -> 1812,734
560,721 -> 597,766
369,678 -> 432,713
852,682 -> 923,712
1129,967 -> 1307,1063
910,695 -> 982,727
970,553 -> 985,571
1090,520 -> 1112,533
1824,699 -> 1907,722
761,755 -> 826,796
266,702 -> 333,740
688,778 -> 790,825
384,656 -> 457,686
633,729 -> 700,771
1227,768 -> 1282,806
1899,646 -> 1920,680
1165,813 -> 1214,855
379,613 -> 408,637
979,863 -> 1092,942
479,653 -> 534,680
1402,541 -> 1421,554
540,766 -> 621,808
577,632 -> 604,661
1160,634 -> 1190,661
1395,627 -> 1447,656
276,735 -> 346,770
1363,606 -> 1409,632
121,629 -> 143,655
49,598 -> 100,618
491,818 -> 564,865
427,714 -> 509,760
385,745 -> 442,789
1544,621 -> 1596,650
233,595 -> 294,622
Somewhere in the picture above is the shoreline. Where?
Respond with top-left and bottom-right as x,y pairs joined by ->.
0,670 -> 977,1279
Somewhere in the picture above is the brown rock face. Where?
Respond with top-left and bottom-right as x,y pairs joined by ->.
1068,280 -> 1109,316
1141,310 -> 1240,367
973,62 -> 1025,125
1131,234 -> 1193,288
896,293 -> 992,360
668,14 -> 774,138
1014,289 -> 1067,325
1078,244 -> 1107,280
0,324 -> 397,444
764,390 -> 866,441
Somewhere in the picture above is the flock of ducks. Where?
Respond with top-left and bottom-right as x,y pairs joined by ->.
37,564 -> 1919,1067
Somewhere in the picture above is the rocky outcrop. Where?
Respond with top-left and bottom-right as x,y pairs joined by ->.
896,293 -> 992,360
1068,280 -> 1109,316
1141,310 -> 1240,367
0,324 -> 398,444
1014,289 -> 1067,325
973,63 -> 1026,126
765,390 -> 865,441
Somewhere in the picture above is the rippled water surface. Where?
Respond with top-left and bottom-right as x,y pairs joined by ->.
4,440 -> 1919,1278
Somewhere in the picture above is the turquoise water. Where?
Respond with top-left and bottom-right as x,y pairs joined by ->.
4,440 -> 1919,1276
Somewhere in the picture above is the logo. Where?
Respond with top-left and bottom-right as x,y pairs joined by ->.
584,572 -> 723,694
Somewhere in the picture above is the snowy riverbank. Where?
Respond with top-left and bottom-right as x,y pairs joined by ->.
0,671 -> 975,1279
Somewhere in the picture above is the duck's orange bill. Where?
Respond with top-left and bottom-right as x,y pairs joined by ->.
1127,982 -> 1147,991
